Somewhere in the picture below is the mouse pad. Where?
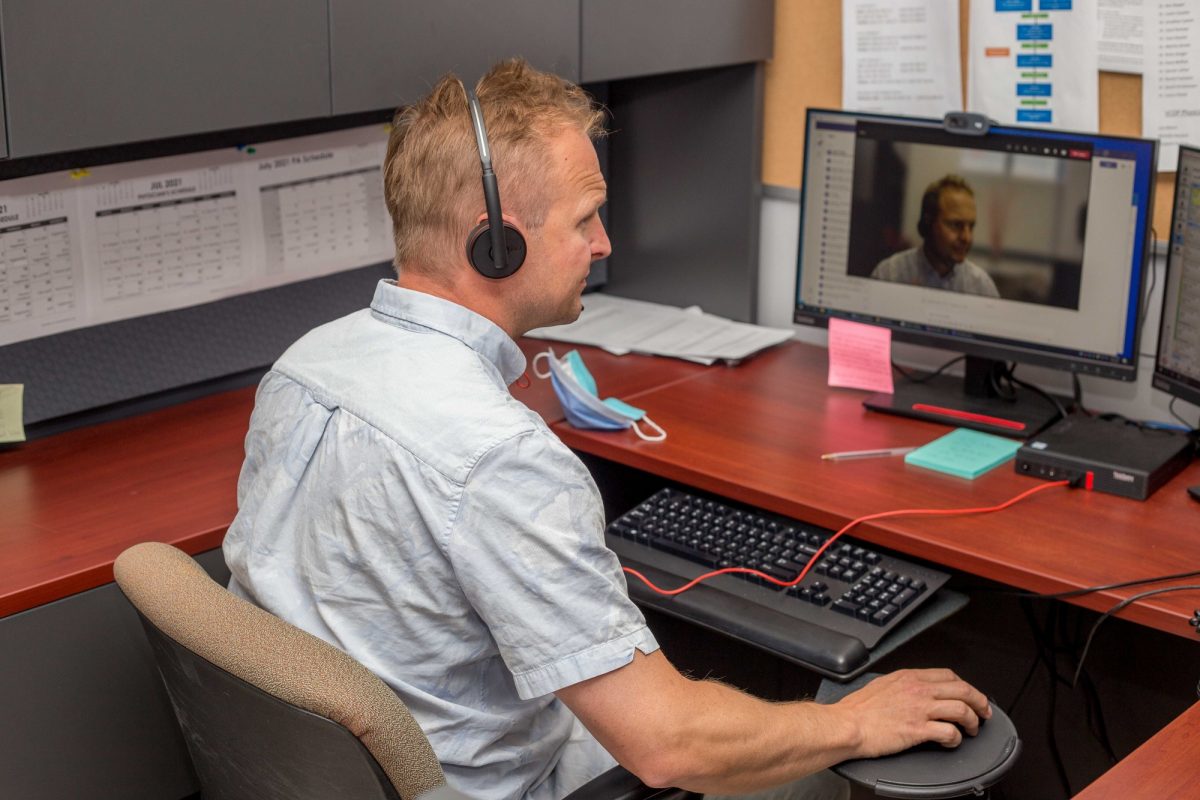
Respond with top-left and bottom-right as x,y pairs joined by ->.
815,673 -> 1021,798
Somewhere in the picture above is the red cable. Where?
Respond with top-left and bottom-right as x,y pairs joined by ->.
622,480 -> 1071,596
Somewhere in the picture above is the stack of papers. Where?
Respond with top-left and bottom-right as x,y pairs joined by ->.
526,293 -> 794,365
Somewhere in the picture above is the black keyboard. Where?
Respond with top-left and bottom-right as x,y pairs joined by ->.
606,488 -> 950,677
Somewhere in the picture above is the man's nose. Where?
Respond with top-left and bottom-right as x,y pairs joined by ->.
592,220 -> 613,261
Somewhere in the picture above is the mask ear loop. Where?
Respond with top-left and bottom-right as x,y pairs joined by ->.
631,416 -> 667,442
531,351 -> 554,379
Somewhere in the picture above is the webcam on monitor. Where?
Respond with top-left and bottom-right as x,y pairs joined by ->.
942,112 -> 993,137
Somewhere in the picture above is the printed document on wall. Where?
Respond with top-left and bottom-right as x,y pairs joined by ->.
968,0 -> 1099,132
1098,0 -> 1145,74
0,188 -> 85,346
0,123 -> 393,348
1143,0 -> 1200,172
842,0 -> 963,117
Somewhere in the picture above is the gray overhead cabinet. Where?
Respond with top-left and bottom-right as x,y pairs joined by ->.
0,0 -> 773,157
329,0 -> 580,115
0,49 -> 7,159
0,0 -> 331,157
580,0 -> 774,82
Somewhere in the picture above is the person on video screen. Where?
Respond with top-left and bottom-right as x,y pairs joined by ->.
870,175 -> 999,298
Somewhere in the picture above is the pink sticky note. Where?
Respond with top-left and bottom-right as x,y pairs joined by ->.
827,318 -> 895,394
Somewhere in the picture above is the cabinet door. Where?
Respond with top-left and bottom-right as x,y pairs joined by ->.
0,50 -> 8,158
581,0 -> 774,83
330,0 -> 579,115
0,0 -> 330,157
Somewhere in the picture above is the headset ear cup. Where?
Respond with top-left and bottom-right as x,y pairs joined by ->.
467,222 -> 527,279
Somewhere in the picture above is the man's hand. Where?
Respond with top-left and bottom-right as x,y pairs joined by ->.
829,669 -> 992,759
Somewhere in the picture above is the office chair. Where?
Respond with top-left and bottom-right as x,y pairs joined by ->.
113,542 -> 696,800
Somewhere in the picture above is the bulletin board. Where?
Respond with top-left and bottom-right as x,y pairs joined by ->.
762,0 -> 1174,238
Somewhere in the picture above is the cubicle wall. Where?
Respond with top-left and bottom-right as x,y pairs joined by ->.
0,6 -> 775,799
0,1 -> 773,433
761,0 -> 1175,235
756,0 -> 1193,427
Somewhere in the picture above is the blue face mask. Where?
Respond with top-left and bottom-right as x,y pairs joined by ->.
532,348 -> 667,442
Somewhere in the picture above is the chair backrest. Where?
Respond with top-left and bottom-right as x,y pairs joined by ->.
113,541 -> 445,800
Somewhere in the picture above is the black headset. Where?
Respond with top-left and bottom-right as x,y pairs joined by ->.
465,89 -> 527,279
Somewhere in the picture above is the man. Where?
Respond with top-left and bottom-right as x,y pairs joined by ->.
223,60 -> 991,800
871,175 -> 1000,298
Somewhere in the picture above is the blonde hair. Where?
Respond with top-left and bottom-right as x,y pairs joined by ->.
383,59 -> 606,274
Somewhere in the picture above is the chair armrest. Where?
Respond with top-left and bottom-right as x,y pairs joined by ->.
564,765 -> 699,800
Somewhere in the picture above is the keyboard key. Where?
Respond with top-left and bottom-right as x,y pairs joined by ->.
871,605 -> 899,626
651,537 -> 716,566
758,562 -> 795,582
832,599 -> 861,617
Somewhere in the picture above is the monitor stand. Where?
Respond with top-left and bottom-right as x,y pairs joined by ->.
863,356 -> 1068,439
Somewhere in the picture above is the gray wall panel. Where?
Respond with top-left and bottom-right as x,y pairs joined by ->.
0,547 -> 233,800
0,21 -> 7,159
603,64 -> 764,322
2,263 -> 393,425
331,0 -> 580,115
0,0 -> 330,157
0,582 -> 197,800
581,0 -> 773,83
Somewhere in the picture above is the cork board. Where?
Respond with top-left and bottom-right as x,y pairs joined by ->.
763,0 -> 1173,237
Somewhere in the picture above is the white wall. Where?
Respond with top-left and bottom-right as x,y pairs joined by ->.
757,191 -> 1199,428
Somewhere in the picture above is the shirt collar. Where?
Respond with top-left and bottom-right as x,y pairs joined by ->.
918,247 -> 957,282
369,280 -> 527,385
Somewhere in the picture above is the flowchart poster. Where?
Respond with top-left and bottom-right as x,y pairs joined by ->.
968,0 -> 1099,131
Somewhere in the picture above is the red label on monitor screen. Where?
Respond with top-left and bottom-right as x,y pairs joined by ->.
1067,148 -> 1091,160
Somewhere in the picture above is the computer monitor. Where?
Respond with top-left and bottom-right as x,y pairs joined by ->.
794,108 -> 1157,437
1154,145 -> 1200,414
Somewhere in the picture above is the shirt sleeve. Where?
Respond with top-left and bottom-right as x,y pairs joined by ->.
446,428 -> 659,700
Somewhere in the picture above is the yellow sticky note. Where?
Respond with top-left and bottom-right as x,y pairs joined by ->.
0,384 -> 26,443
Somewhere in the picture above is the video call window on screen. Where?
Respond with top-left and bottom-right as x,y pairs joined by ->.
847,122 -> 1095,311
795,109 -> 1156,381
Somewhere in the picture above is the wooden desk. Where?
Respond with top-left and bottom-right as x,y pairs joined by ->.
547,341 -> 1200,639
2,338 -> 1197,798
0,341 -> 699,618
1074,699 -> 1200,798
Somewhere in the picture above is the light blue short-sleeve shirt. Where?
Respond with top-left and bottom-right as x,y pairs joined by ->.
870,246 -> 999,298
223,281 -> 659,800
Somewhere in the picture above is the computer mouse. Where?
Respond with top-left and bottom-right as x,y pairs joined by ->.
1188,485 -> 1200,503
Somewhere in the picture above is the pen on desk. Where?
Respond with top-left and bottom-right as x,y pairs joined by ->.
821,446 -> 918,461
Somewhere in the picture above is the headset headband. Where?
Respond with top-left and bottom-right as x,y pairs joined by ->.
466,90 -> 509,276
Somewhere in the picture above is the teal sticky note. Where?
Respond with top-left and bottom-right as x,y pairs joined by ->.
903,428 -> 1022,479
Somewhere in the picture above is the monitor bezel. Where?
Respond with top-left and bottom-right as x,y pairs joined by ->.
1153,144 -> 1200,408
793,107 -> 1158,383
